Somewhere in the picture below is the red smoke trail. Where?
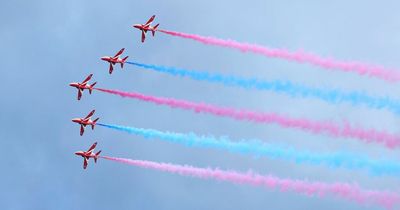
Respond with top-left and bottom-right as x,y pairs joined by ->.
102,156 -> 400,209
95,88 -> 400,149
158,29 -> 400,83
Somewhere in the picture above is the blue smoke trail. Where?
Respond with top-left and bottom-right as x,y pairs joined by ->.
127,61 -> 400,115
98,123 -> 400,176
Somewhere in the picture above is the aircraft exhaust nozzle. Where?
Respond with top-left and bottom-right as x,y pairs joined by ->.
121,56 -> 129,68
92,118 -> 99,129
152,24 -> 159,36
94,150 -> 101,163
89,82 -> 97,94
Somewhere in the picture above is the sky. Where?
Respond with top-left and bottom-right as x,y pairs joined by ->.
1,0 -> 400,209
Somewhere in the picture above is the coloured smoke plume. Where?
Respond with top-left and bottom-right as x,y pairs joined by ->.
94,88 -> 400,149
128,61 -> 400,115
158,29 -> 400,83
102,156 -> 400,209
98,123 -> 400,176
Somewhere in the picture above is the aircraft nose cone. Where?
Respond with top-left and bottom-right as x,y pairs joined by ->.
100,57 -> 107,61
72,118 -> 80,123
69,83 -> 75,87
75,151 -> 83,156
133,24 -> 140,29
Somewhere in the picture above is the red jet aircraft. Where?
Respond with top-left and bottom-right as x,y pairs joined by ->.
101,48 -> 129,74
69,74 -> 97,100
133,15 -> 159,42
75,142 -> 102,169
72,110 -> 99,136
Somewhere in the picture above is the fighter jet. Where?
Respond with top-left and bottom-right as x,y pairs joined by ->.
72,110 -> 99,136
101,48 -> 129,74
75,142 -> 102,169
69,74 -> 97,100
133,15 -> 159,42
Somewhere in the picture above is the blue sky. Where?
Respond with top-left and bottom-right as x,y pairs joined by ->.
1,0 -> 400,209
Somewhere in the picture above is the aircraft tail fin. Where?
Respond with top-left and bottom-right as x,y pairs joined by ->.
94,150 -> 101,163
121,56 -> 129,68
92,118 -> 99,129
152,24 -> 159,36
89,82 -> 97,94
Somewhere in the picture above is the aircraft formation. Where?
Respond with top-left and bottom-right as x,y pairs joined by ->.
66,14 -> 400,209
71,15 -> 158,169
